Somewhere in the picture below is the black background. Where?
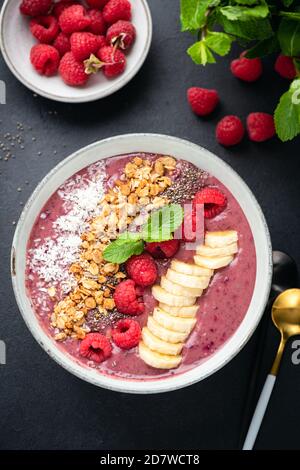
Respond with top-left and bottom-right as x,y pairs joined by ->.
1,0 -> 300,451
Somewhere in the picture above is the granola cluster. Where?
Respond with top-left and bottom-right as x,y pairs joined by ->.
50,155 -> 176,341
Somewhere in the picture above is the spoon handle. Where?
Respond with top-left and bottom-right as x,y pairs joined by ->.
242,374 -> 276,450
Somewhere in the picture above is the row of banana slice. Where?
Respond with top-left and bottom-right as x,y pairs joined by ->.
139,230 -> 239,369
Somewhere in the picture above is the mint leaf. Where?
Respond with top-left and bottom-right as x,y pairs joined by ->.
187,40 -> 216,65
219,2 -> 269,22
245,35 -> 279,57
142,204 -> 184,242
278,19 -> 300,56
279,11 -> 300,20
180,0 -> 214,32
275,84 -> 300,142
235,0 -> 260,4
206,31 -> 233,56
218,13 -> 273,40
103,238 -> 144,263
118,231 -> 142,242
281,0 -> 295,7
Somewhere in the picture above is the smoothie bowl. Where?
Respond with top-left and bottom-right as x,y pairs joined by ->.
11,134 -> 272,393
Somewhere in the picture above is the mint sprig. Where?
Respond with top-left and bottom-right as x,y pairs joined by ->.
103,204 -> 184,263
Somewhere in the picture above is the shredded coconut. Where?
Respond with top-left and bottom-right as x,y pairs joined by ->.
29,162 -> 105,294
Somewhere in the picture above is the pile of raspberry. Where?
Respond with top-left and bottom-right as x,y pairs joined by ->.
20,0 -> 136,86
186,51 -> 297,146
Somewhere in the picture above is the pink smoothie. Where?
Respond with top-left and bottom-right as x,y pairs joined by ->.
26,154 -> 256,381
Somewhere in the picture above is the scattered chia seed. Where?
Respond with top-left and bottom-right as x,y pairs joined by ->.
163,160 -> 208,204
86,308 -> 125,332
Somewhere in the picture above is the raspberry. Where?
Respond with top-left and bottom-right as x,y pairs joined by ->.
181,211 -> 194,242
97,45 -> 126,77
53,32 -> 71,57
111,319 -> 141,350
87,9 -> 107,35
106,20 -> 136,50
113,279 -> 145,315
126,253 -> 157,287
103,0 -> 131,24
79,333 -> 112,363
59,51 -> 89,86
30,16 -> 59,44
20,0 -> 52,16
30,44 -> 60,76
86,0 -> 109,8
187,87 -> 219,116
275,55 -> 296,80
59,5 -> 91,34
53,0 -> 78,18
247,112 -> 275,142
193,187 -> 227,219
145,240 -> 180,259
216,115 -> 245,146
230,54 -> 262,82
70,32 -> 102,61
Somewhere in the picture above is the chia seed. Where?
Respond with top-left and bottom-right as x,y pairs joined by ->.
86,308 -> 126,332
163,160 -> 208,204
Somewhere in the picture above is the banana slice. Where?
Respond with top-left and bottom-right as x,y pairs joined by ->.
152,285 -> 196,307
153,307 -> 197,333
171,259 -> 213,277
196,242 -> 238,258
205,230 -> 238,248
142,327 -> 184,356
148,315 -> 190,343
159,303 -> 199,318
161,276 -> 203,297
139,341 -> 182,369
166,268 -> 211,289
194,254 -> 234,269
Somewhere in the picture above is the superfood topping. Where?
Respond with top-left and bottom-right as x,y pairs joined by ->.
59,5 -> 91,34
111,318 -> 141,349
125,253 -> 158,287
247,113 -> 276,143
145,239 -> 180,259
30,15 -> 60,43
230,54 -> 263,83
106,20 -> 136,50
275,55 -> 296,81
79,332 -> 112,363
187,87 -> 219,116
162,160 -> 207,204
30,44 -> 60,77
193,187 -> 227,219
216,115 -> 245,147
20,0 -> 52,16
140,230 -> 238,369
102,0 -> 132,24
113,279 -> 145,316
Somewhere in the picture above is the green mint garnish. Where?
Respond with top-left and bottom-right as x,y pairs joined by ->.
103,204 -> 184,263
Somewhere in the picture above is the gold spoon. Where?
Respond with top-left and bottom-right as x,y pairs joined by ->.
243,288 -> 300,450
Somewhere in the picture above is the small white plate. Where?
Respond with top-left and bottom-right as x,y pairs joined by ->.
0,0 -> 152,103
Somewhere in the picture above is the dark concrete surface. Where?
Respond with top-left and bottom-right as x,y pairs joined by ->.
0,0 -> 299,450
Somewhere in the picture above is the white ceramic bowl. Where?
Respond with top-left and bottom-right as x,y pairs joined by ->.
0,0 -> 152,103
11,134 -> 272,393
